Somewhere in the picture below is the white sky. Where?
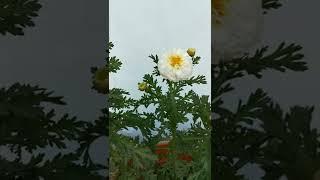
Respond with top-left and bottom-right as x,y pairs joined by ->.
109,0 -> 211,98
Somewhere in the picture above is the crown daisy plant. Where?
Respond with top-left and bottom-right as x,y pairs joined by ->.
108,44 -> 211,179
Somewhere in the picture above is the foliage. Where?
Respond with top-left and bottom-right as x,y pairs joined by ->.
0,3 -> 108,177
262,0 -> 282,13
0,82 -> 107,179
0,0 -> 41,35
212,3 -> 320,179
108,43 -> 211,179
0,0 -> 108,179
212,34 -> 319,180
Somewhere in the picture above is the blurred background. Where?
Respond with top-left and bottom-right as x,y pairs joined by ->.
0,0 -> 107,168
222,1 -> 320,179
0,0 -> 106,121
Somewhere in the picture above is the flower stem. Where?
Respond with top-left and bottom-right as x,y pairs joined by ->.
168,81 -> 179,178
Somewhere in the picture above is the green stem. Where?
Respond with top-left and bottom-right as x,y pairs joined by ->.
168,82 -> 177,140
168,82 -> 179,179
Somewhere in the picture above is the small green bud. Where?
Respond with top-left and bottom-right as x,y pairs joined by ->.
138,82 -> 148,91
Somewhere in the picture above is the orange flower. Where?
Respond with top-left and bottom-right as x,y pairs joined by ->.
157,157 -> 168,166
127,159 -> 133,167
178,154 -> 193,162
155,148 -> 169,155
156,140 -> 170,148
155,140 -> 193,166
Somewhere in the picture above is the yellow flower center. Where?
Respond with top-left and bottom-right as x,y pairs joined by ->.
212,0 -> 228,25
169,54 -> 184,68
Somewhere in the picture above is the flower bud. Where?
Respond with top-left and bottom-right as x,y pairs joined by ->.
94,67 -> 108,80
93,66 -> 108,94
93,79 -> 108,94
138,82 -> 148,91
187,48 -> 196,57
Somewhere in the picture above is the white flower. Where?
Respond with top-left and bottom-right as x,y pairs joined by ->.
212,0 -> 264,63
158,49 -> 193,82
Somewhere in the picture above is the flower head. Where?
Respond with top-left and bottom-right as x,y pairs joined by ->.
212,0 -> 263,63
158,49 -> 193,82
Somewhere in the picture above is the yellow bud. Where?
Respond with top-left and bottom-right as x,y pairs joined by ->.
187,48 -> 196,57
94,67 -> 108,80
138,82 -> 148,91
93,79 -> 108,94
93,67 -> 108,94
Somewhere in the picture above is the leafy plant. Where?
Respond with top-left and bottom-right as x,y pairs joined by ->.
0,2 -> 108,178
0,0 -> 41,35
108,44 -> 211,179
212,2 -> 319,179
0,82 -> 107,179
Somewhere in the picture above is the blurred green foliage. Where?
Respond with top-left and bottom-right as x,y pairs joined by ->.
0,0 -> 41,35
